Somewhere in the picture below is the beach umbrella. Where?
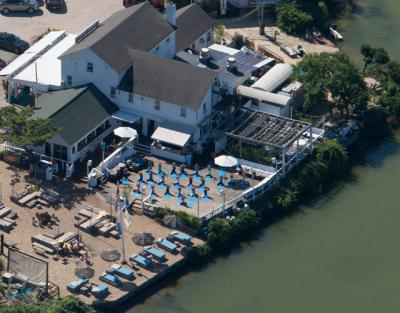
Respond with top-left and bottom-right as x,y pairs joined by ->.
132,232 -> 154,246
113,127 -> 138,139
214,155 -> 238,168
100,249 -> 121,262
75,266 -> 95,279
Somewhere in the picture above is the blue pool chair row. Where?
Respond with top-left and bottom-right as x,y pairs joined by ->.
91,284 -> 109,298
67,278 -> 88,293
130,253 -> 153,268
170,230 -> 192,245
144,246 -> 166,262
156,238 -> 178,254
107,264 -> 135,280
100,272 -> 121,287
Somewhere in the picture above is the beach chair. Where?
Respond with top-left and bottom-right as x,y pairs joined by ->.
156,238 -> 178,254
129,254 -> 153,268
91,284 -> 109,298
144,246 -> 166,262
99,272 -> 121,287
67,278 -> 88,293
107,264 -> 135,280
170,231 -> 192,245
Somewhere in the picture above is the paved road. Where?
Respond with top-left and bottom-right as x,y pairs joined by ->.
0,0 -> 124,43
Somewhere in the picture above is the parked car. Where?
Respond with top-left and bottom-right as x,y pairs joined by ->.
0,58 -> 6,70
0,32 -> 29,54
45,0 -> 63,10
0,0 -> 40,14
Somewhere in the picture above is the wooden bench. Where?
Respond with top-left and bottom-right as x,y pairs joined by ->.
0,219 -> 13,231
3,217 -> 16,225
0,207 -> 11,218
32,242 -> 56,255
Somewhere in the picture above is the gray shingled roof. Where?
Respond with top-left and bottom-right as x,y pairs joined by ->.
176,4 -> 214,52
34,84 -> 118,145
62,3 -> 174,74
119,50 -> 217,110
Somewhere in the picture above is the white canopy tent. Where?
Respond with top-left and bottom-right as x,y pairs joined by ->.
151,127 -> 191,148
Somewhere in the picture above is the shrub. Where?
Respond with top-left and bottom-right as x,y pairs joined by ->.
230,209 -> 260,240
207,218 -> 232,253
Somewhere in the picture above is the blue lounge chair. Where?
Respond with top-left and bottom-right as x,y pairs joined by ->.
67,278 -> 88,293
144,246 -> 166,261
108,264 -> 135,280
91,284 -> 108,298
129,254 -> 152,268
156,238 -> 178,254
171,230 -> 192,245
99,272 -> 121,287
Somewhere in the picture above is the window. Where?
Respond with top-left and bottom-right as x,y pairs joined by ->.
180,107 -> 186,117
53,144 -> 68,161
128,93 -> 133,103
154,100 -> 160,111
45,142 -> 51,157
86,62 -> 94,72
72,146 -> 76,154
104,119 -> 110,129
78,139 -> 86,152
96,124 -> 104,136
207,31 -> 212,42
67,75 -> 72,86
86,131 -> 96,144
110,87 -> 116,98
203,103 -> 207,114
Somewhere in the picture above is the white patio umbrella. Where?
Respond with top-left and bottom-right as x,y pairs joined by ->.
214,155 -> 238,168
113,127 -> 138,139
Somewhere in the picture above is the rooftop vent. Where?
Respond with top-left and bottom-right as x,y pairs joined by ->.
227,57 -> 237,73
200,47 -> 212,64
75,20 -> 100,44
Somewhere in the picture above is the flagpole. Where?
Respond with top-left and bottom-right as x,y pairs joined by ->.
118,203 -> 126,264
115,184 -> 126,264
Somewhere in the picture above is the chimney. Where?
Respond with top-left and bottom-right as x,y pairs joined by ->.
166,2 -> 176,27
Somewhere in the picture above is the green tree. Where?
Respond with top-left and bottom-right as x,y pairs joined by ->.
231,32 -> 245,49
294,53 -> 331,112
276,1 -> 313,35
328,53 -> 369,119
361,106 -> 389,140
47,296 -> 95,313
230,209 -> 260,240
207,218 -> 232,253
0,106 -> 60,159
315,139 -> 348,178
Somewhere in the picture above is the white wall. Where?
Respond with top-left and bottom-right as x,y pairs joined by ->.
190,29 -> 213,52
60,49 -> 121,100
150,32 -> 176,59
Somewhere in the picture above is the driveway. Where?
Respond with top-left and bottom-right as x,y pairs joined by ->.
0,0 -> 124,43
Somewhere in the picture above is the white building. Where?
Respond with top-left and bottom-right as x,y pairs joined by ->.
175,4 -> 214,53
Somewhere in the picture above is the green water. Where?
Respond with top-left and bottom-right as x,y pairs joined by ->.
125,3 -> 400,313
338,0 -> 400,65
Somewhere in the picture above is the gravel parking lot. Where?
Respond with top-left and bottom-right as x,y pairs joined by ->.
0,0 -> 124,104
0,0 -> 123,43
